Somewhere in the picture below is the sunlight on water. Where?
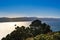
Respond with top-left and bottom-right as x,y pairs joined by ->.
0,22 -> 31,40
0,21 -> 60,40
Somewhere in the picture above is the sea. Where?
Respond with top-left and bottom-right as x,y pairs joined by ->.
0,21 -> 60,40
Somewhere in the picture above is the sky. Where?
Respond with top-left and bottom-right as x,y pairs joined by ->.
0,0 -> 60,18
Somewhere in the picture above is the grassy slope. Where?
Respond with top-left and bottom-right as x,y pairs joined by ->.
26,31 -> 60,40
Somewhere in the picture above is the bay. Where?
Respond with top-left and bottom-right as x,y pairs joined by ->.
0,21 -> 60,40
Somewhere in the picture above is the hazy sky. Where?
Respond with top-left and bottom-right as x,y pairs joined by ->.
0,0 -> 60,18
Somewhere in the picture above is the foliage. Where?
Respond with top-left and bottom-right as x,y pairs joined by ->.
2,26 -> 33,40
34,31 -> 60,40
29,20 -> 52,36
2,20 -> 52,40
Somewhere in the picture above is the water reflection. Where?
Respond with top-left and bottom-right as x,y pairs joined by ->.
0,22 -> 31,40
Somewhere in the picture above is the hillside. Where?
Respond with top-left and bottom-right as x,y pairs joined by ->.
0,17 -> 60,22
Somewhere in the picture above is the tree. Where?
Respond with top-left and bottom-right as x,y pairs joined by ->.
30,20 -> 41,27
29,20 -> 52,36
2,19 -> 52,40
2,25 -> 33,40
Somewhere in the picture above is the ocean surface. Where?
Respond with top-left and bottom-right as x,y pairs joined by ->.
43,21 -> 60,31
0,21 -> 60,40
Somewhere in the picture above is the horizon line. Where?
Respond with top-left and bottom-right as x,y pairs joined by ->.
0,16 -> 60,18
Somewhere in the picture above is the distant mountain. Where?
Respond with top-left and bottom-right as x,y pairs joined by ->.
0,17 -> 60,22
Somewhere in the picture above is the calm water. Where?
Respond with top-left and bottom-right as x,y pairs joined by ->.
0,21 -> 60,40
43,21 -> 60,31
0,21 -> 31,40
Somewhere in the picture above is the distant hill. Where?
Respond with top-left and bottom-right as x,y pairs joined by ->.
0,17 -> 60,22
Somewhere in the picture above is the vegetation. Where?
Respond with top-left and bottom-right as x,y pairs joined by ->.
34,31 -> 60,40
1,20 -> 60,40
